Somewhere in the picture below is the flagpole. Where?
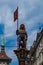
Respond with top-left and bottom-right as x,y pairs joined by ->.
14,6 -> 19,48
17,7 -> 19,48
17,18 -> 18,30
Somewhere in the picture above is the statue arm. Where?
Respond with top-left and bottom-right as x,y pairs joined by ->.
16,30 -> 19,35
24,32 -> 28,41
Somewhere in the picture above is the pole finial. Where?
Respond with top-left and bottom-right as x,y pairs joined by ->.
1,35 -> 5,52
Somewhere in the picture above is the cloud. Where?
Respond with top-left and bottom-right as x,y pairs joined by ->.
27,30 -> 37,49
0,5 -> 17,38
6,48 -> 18,61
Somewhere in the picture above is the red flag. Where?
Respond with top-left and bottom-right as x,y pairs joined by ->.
14,7 -> 18,21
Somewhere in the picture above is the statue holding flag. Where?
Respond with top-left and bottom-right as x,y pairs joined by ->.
16,24 -> 28,48
14,7 -> 27,48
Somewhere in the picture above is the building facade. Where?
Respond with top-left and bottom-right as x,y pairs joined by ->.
0,38 -> 12,65
27,29 -> 43,65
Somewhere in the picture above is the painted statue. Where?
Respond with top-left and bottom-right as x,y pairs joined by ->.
16,24 -> 27,48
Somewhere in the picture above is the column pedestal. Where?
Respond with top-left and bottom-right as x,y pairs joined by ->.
14,48 -> 30,65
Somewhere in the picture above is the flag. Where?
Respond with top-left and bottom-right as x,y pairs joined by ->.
14,7 -> 18,21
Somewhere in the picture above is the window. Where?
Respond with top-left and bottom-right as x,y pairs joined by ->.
1,55 -> 4,58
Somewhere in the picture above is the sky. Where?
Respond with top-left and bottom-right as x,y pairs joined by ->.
0,0 -> 43,65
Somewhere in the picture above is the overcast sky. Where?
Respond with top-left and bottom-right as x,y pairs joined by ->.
0,0 -> 43,65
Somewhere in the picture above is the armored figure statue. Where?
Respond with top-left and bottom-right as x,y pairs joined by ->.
16,24 -> 28,48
